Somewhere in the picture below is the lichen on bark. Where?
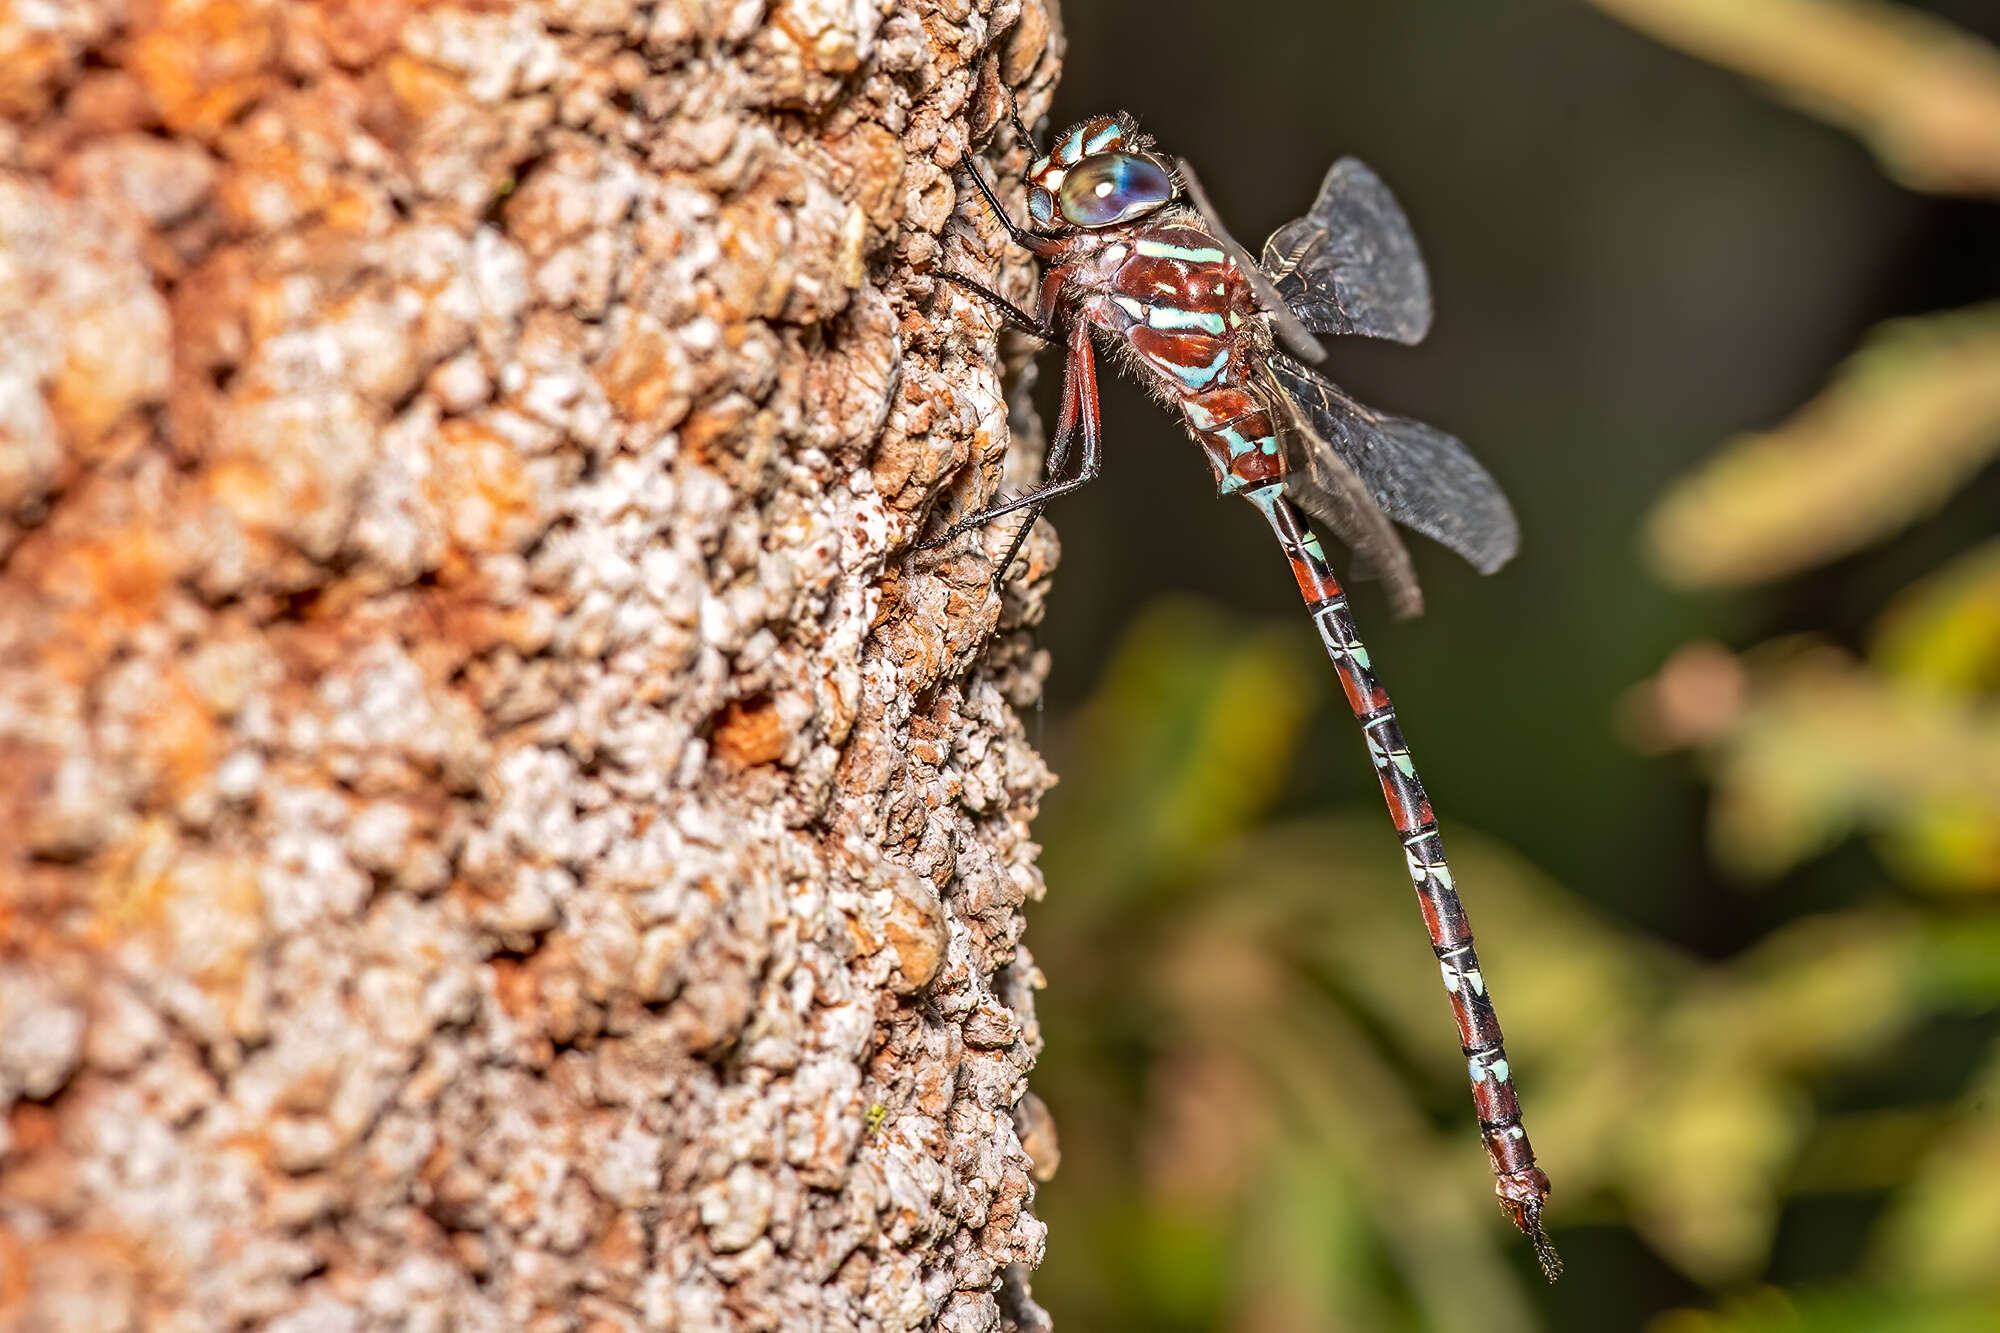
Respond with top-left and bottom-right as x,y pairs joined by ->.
0,1 -> 1065,1329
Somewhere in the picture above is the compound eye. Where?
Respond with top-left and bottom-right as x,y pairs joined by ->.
1057,152 -> 1173,228
1028,186 -> 1056,228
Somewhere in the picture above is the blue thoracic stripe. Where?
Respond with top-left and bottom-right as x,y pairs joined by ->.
1162,345 -> 1230,389
1084,122 -> 1122,153
1135,237 -> 1227,264
1148,306 -> 1227,335
1060,123 -> 1086,162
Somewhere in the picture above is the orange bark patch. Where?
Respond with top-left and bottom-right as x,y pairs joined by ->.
382,51 -> 464,121
823,121 -> 905,237
134,668 -> 228,809
7,517 -> 178,689
677,398 -> 754,470
428,417 -> 543,555
712,695 -> 788,769
0,16 -> 75,119
90,831 -> 263,1002
288,0 -> 410,70
127,0 -> 281,134
0,1102 -> 77,1216
595,315 -> 690,429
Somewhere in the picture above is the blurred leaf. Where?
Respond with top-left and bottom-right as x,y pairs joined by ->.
1916,914 -> 2000,1009
1872,1043 -> 2000,1290
1230,1145 -> 1397,1333
1237,976 -> 1541,1333
1870,546 -> 2000,889
1699,640 -> 2000,886
1038,598 -> 1319,919
1585,0 -> 2000,197
1616,911 -> 1925,1277
1651,1285 -> 2000,1333
1627,1064 -> 1809,1282
1873,539 -> 2000,694
1039,597 -> 2000,1327
1676,908 -> 1923,1070
1644,306 -> 2000,588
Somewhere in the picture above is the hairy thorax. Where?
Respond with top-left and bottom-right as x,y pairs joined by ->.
1056,208 -> 1287,494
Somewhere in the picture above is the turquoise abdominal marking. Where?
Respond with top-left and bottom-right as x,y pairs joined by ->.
1218,424 -> 1260,459
1135,238 -> 1227,264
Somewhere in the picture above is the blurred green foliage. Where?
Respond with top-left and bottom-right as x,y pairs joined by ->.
1032,603 -> 2000,1329
1029,1 -> 2000,1328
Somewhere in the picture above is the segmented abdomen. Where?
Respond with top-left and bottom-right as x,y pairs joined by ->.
1102,224 -> 1285,495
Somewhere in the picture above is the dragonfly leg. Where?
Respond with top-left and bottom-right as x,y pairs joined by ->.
937,271 -> 1056,343
919,323 -> 1101,568
987,323 -> 1099,583
1006,85 -> 1040,159
957,152 -> 1063,257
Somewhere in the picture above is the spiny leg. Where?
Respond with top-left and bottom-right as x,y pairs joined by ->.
1006,85 -> 1039,159
986,378 -> 1074,587
1246,484 -> 1562,1283
989,321 -> 1101,583
939,124 -> 1079,583
937,271 -> 1056,342
958,152 -> 1063,257
919,323 -> 1076,557
920,322 -> 1101,558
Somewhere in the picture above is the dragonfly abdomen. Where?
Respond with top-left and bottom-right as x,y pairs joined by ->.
1182,386 -> 1283,495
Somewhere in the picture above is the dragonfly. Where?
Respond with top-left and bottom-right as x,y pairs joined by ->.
929,109 -> 1559,1281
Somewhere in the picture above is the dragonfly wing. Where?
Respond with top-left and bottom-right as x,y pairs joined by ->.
1173,156 -> 1330,365
1258,366 -> 1426,619
1262,158 -> 1433,345
1269,353 -> 1518,577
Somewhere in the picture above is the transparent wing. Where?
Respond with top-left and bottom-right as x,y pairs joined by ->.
1173,156 -> 1329,365
1262,158 -> 1433,345
1269,353 -> 1518,578
1255,366 -> 1426,619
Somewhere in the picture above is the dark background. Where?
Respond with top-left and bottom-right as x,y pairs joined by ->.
1039,0 -> 2000,950
1021,1 -> 2000,1328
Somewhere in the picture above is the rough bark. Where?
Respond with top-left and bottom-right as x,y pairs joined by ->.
0,2 -> 1062,1329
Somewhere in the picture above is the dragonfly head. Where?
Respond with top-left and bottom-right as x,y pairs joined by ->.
1025,113 -> 1179,233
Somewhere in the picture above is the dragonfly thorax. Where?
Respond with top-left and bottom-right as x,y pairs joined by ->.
1055,214 -> 1287,497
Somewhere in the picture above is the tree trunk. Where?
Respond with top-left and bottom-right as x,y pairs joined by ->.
0,2 -> 1062,1329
